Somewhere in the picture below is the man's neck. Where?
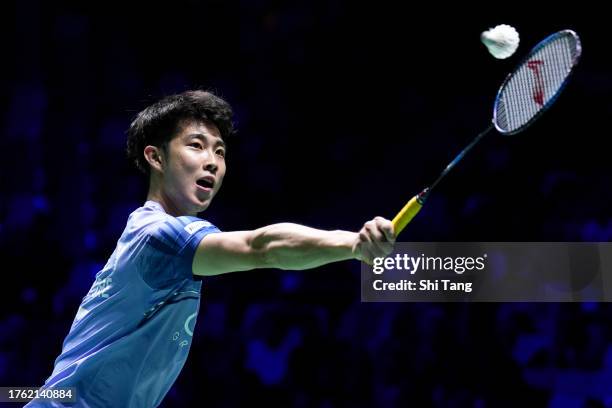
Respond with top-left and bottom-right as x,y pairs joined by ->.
147,190 -> 185,217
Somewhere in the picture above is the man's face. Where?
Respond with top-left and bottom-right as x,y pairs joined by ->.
159,120 -> 226,216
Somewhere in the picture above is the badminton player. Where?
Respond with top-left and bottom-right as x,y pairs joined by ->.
25,90 -> 395,407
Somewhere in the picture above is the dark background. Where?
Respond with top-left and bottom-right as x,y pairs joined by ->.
1,1 -> 611,406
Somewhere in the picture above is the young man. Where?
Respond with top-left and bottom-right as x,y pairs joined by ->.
26,90 -> 395,407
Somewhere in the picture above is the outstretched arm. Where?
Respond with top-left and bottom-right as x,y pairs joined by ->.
193,217 -> 395,276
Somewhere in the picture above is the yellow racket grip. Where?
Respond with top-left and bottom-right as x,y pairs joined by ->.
392,190 -> 428,236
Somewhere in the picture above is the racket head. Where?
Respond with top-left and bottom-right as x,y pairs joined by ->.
493,29 -> 582,135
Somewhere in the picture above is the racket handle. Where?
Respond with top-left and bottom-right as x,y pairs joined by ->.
391,188 -> 429,236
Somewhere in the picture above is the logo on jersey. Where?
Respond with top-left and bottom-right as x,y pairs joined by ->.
171,313 -> 197,349
184,312 -> 197,337
184,221 -> 212,235
85,277 -> 113,300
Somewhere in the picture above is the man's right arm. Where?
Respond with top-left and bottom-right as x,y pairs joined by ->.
192,218 -> 395,276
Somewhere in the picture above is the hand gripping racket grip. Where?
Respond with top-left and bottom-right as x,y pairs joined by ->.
391,188 -> 429,236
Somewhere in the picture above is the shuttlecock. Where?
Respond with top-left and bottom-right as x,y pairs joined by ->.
481,24 -> 520,59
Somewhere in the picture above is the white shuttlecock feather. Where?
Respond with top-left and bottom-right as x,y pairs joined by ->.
481,24 -> 520,59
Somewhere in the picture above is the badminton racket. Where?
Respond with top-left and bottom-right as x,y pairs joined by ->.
392,29 -> 582,235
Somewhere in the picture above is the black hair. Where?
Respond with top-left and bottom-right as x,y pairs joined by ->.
126,90 -> 236,174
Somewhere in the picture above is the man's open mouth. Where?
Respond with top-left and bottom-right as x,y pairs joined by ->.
197,177 -> 215,189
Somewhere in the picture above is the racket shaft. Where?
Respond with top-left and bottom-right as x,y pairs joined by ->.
392,125 -> 492,236
392,195 -> 423,235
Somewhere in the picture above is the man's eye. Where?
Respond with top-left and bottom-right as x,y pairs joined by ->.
190,143 -> 202,149
216,149 -> 226,157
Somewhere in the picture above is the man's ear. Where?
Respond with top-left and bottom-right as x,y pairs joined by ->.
144,145 -> 164,172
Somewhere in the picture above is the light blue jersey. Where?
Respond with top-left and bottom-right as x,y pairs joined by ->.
26,201 -> 220,407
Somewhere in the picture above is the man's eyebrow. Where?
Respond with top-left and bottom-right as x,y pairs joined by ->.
186,133 -> 226,148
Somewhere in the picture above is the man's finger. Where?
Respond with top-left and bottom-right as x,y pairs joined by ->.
364,222 -> 387,255
375,217 -> 395,242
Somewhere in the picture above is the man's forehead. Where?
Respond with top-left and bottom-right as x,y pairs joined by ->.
177,119 -> 222,140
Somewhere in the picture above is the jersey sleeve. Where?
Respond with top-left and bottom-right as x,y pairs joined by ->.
138,216 -> 221,288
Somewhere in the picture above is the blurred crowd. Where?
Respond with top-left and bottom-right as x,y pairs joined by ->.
1,1 -> 611,406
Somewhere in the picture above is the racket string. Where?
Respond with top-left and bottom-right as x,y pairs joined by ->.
495,31 -> 580,134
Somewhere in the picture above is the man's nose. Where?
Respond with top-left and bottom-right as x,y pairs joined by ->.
204,151 -> 218,173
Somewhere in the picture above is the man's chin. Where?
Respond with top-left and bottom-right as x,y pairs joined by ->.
191,190 -> 216,214
193,198 -> 212,214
